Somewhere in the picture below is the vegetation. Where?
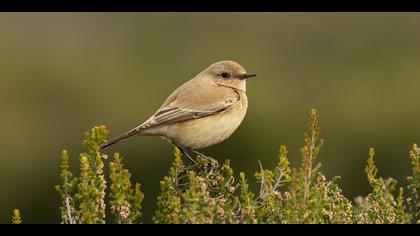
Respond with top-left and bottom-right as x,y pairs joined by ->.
12,209 -> 22,224
55,126 -> 143,224
51,109 -> 418,224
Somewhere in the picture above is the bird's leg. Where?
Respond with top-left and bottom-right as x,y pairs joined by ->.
188,149 -> 209,159
178,146 -> 197,164
168,140 -> 196,164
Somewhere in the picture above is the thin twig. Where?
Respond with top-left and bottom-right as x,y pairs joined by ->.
258,160 -> 265,201
273,170 -> 284,191
65,196 -> 74,224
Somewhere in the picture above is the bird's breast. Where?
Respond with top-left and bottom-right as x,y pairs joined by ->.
165,92 -> 248,149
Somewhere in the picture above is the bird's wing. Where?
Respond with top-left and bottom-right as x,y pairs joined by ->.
141,84 -> 240,129
144,93 -> 239,128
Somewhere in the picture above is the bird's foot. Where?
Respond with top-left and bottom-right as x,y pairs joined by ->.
189,149 -> 210,160
188,149 -> 220,178
171,143 -> 218,174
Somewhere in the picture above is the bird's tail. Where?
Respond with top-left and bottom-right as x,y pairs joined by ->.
99,126 -> 144,150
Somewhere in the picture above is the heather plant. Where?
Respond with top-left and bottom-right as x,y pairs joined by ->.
109,153 -> 144,224
153,149 -> 238,224
54,109 -> 418,224
353,148 -> 411,223
407,144 -> 420,223
252,145 -> 291,223
12,209 -> 22,224
55,126 -> 143,224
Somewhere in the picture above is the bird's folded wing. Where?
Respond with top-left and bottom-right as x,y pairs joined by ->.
140,89 -> 240,129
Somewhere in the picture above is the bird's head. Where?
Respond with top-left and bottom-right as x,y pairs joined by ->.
201,60 -> 256,92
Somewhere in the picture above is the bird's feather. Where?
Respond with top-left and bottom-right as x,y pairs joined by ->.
139,77 -> 241,128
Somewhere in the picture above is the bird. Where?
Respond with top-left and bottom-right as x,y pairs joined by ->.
100,60 -> 256,162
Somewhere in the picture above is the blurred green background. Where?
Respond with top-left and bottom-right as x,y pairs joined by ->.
1,13 -> 419,223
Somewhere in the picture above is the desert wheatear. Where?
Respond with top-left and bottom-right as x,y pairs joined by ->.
100,61 -> 256,162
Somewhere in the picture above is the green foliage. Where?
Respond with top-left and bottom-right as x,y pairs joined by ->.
285,108 -> 331,223
56,126 -> 143,224
407,144 -> 420,223
55,110 -> 418,224
12,209 -> 22,224
153,149 -> 238,224
253,145 -> 291,224
109,153 -> 144,224
152,148 -> 184,223
354,148 -> 411,223
238,172 -> 257,223
55,149 -> 78,224
152,108 -> 415,224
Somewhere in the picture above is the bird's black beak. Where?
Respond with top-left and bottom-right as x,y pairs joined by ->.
239,73 -> 257,80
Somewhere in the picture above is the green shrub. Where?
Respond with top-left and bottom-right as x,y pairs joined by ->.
12,209 -> 22,224
407,144 -> 420,223
55,126 -> 143,224
55,109 -> 418,224
353,148 -> 411,223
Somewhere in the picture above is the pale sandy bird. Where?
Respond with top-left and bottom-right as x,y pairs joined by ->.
100,61 -> 256,162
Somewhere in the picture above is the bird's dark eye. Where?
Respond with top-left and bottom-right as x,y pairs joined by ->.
221,72 -> 230,79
